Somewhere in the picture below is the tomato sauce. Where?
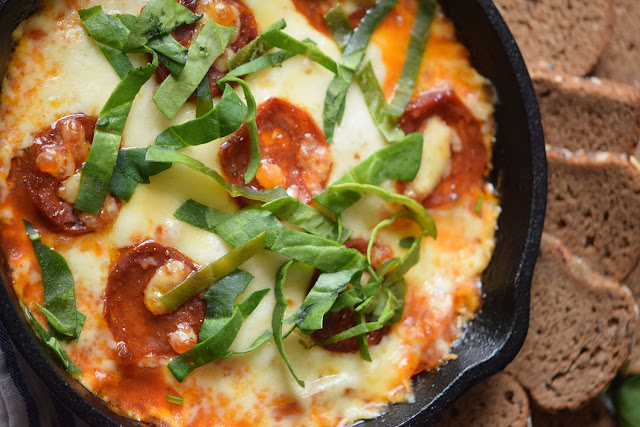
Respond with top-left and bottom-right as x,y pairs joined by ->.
104,241 -> 206,362
398,89 -> 487,208
219,98 -> 332,203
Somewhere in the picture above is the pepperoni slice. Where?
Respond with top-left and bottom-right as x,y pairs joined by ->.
105,241 -> 206,363
311,238 -> 392,353
398,89 -> 487,208
292,0 -> 375,35
155,0 -> 259,97
9,114 -> 121,236
219,98 -> 332,203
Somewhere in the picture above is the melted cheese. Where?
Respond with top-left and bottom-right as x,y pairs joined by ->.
0,0 -> 499,426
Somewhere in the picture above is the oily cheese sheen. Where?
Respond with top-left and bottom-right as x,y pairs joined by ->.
0,0 -> 499,426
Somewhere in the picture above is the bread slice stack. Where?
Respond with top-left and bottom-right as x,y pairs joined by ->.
436,0 -> 640,424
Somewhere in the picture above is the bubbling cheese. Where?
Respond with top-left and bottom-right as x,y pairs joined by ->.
0,0 -> 499,426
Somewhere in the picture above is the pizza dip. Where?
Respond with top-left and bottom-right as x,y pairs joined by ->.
0,0 -> 500,425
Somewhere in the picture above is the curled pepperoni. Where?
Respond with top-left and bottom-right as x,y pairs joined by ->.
10,114 -> 121,235
219,98 -> 332,203
292,0 -> 375,35
311,238 -> 392,353
105,241 -> 206,362
398,89 -> 487,208
155,0 -> 259,97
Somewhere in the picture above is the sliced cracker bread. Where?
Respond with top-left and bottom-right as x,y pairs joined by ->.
623,259 -> 640,374
532,70 -> 640,155
595,0 -> 640,87
493,0 -> 614,75
531,399 -> 615,427
545,148 -> 640,281
431,373 -> 530,427
506,233 -> 636,411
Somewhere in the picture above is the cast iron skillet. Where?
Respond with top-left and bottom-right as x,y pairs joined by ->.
0,0 -> 546,425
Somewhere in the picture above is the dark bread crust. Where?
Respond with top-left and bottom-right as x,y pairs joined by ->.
595,0 -> 640,86
431,373 -> 530,427
531,399 -> 615,427
623,259 -> 640,374
532,70 -> 640,155
506,233 -> 636,411
545,148 -> 640,281
493,0 -> 614,75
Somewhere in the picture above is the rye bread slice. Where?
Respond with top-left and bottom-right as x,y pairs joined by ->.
431,373 -> 530,427
545,148 -> 640,281
532,69 -> 640,155
595,0 -> 640,87
506,233 -> 636,411
623,259 -> 640,374
493,0 -> 614,75
531,399 -> 615,427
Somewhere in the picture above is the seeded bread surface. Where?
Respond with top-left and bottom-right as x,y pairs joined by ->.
532,70 -> 640,155
431,373 -> 530,427
506,233 -> 636,411
545,148 -> 640,281
493,0 -> 614,75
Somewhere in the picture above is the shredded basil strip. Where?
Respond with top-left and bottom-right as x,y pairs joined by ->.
159,232 -> 267,311
330,183 -> 436,238
146,146 -> 287,201
475,195 -> 484,214
25,307 -> 82,374
123,0 -> 200,50
219,76 -> 260,184
78,6 -> 134,78
228,19 -> 287,70
166,395 -> 184,405
196,77 -> 213,117
259,28 -> 337,74
219,330 -> 273,359
399,236 -> 416,249
227,49 -> 297,80
366,211 -> 407,266
355,311 -> 372,361
285,268 -> 362,331
324,6 -> 405,142
155,84 -> 247,149
382,232 -> 425,286
153,20 -> 235,119
74,52 -> 158,214
23,220 -> 85,341
109,147 -> 171,201
199,269 -> 254,341
167,288 -> 269,382
322,0 -> 397,143
386,0 -> 436,117
273,261 -> 304,387
260,197 -> 341,241
313,132 -> 423,213
147,33 -> 190,76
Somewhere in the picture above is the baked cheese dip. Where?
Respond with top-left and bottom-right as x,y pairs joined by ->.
0,0 -> 499,425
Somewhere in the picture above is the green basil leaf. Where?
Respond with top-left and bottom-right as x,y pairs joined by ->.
167,288 -> 269,382
166,395 -> 183,405
227,49 -> 296,79
366,211 -> 408,268
475,195 -> 484,214
24,306 -> 82,374
196,76 -> 213,117
259,28 -> 337,74
145,147 -> 288,201
355,311 -> 372,361
330,280 -> 379,313
614,376 -> 640,427
285,268 -> 361,331
399,236 -> 415,249
147,33 -> 189,76
78,6 -> 134,78
273,261 -> 304,387
218,76 -> 259,184
383,233 -> 424,285
220,329 -> 273,359
109,147 -> 171,201
174,199 -> 231,233
386,0 -> 436,117
322,0 -> 397,143
153,20 -> 235,119
155,84 -> 247,149
261,196 -> 341,241
123,0 -> 200,51
200,269 -> 253,341
313,132 -> 423,213
228,19 -> 286,70
75,52 -> 158,214
159,231 -> 267,311
23,220 -> 84,341
329,183 -> 436,238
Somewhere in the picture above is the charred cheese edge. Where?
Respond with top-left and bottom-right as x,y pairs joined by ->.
0,0 -> 499,425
